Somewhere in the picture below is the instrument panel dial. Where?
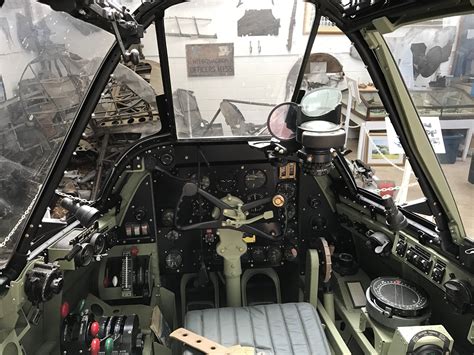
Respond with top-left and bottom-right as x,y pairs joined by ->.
165,230 -> 180,241
246,192 -> 265,213
244,169 -> 267,189
165,250 -> 183,269
161,209 -> 175,227
276,182 -> 296,199
190,173 -> 211,190
216,176 -> 237,193
251,246 -> 266,263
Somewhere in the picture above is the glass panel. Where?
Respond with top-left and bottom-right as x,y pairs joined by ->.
165,0 -> 313,139
0,1 -> 114,267
53,25 -> 163,216
306,27 -> 430,219
384,15 -> 474,240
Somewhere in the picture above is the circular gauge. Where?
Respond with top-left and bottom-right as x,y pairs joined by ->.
161,209 -> 175,227
284,246 -> 298,262
192,198 -> 211,215
75,243 -> 94,267
216,176 -> 237,193
285,223 -> 297,238
244,169 -> 267,189
369,277 -> 429,316
279,204 -> 296,220
246,193 -> 265,213
190,173 -> 211,190
165,230 -> 180,241
160,153 -> 174,166
311,216 -> 326,230
90,233 -> 106,254
251,247 -> 266,263
134,209 -> 146,221
267,246 -> 282,264
105,231 -> 118,247
165,250 -> 183,270
276,182 -> 296,199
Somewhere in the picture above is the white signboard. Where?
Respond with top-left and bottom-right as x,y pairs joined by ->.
385,117 -> 404,154
385,116 -> 445,154
421,116 -> 445,154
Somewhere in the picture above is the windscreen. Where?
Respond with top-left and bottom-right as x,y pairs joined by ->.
384,14 -> 474,240
165,0 -> 314,139
0,1 -> 114,267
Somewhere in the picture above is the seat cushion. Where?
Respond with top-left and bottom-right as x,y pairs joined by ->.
183,302 -> 330,355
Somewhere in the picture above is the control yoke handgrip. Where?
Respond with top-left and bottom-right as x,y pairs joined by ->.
241,196 -> 272,212
176,183 -> 281,241
175,182 -> 231,229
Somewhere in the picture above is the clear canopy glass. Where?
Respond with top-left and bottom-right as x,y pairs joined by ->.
0,1 -> 114,267
165,0 -> 314,139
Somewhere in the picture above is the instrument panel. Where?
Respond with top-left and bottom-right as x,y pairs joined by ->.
154,162 -> 299,273
113,143 -> 302,274
112,142 -> 338,276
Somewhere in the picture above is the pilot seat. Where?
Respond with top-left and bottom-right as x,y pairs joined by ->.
182,302 -> 331,355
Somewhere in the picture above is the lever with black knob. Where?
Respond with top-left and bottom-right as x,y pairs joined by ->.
382,195 -> 408,231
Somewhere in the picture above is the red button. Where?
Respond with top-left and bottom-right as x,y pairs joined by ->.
90,321 -> 100,337
60,302 -> 70,319
130,246 -> 139,257
90,338 -> 100,355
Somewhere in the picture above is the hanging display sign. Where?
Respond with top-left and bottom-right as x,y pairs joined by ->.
186,43 -> 234,77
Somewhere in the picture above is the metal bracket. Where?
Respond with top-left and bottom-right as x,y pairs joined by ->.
86,0 -> 143,64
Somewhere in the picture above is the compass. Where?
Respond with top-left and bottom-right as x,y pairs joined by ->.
366,277 -> 431,329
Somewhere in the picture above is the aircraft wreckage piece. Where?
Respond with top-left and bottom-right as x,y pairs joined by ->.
91,63 -> 160,135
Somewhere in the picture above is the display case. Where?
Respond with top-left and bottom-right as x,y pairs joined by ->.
410,87 -> 474,119
342,86 -> 474,122
341,89 -> 387,121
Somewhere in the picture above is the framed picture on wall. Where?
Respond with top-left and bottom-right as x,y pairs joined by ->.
366,133 -> 405,165
303,3 -> 342,34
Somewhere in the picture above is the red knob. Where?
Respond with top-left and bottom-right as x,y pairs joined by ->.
90,338 -> 100,355
90,321 -> 100,337
130,246 -> 139,257
60,302 -> 70,319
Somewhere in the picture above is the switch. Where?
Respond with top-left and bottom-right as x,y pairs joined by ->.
130,246 -> 139,257
60,302 -> 70,319
90,321 -> 100,337
90,338 -> 100,355
420,259 -> 431,273
105,337 -> 114,355
396,241 -> 407,256
432,267 -> 445,283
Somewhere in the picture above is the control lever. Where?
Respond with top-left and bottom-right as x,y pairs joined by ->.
197,261 -> 210,287
84,0 -> 143,65
382,195 -> 408,231
248,139 -> 302,167
241,196 -> 272,212
365,231 -> 392,257
248,138 -> 288,155
175,183 -> 281,241
111,21 -> 140,64
444,279 -> 474,314
222,210 -> 274,228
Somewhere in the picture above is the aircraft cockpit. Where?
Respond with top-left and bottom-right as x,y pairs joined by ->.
0,1 -> 473,355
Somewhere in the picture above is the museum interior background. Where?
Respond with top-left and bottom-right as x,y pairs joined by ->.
0,0 -> 472,237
